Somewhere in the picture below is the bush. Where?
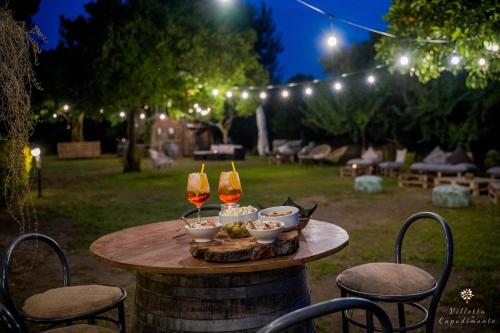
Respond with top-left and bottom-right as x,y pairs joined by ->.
484,150 -> 500,169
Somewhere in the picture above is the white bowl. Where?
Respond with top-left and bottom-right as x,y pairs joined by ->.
184,223 -> 221,243
258,206 -> 299,231
218,211 -> 258,226
246,222 -> 284,244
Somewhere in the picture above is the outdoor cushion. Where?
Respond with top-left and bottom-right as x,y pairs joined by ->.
395,149 -> 407,163
410,162 -> 476,173
432,185 -> 471,208
361,147 -> 379,160
487,166 -> 500,177
379,161 -> 404,169
272,140 -> 288,152
47,324 -> 117,333
23,285 -> 122,319
347,158 -> 379,166
446,147 -> 471,164
423,146 -> 447,164
337,263 -> 436,296
354,175 -> 383,193
298,142 -> 315,156
277,143 -> 294,155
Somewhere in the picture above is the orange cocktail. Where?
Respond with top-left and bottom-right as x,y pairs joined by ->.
186,171 -> 210,222
218,171 -> 242,204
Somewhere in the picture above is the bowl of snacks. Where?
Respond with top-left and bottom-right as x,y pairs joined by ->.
246,220 -> 285,244
184,219 -> 221,243
219,205 -> 259,225
223,221 -> 251,238
257,206 -> 299,231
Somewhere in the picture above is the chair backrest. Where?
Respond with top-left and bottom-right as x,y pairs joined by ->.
395,212 -> 453,305
180,204 -> 221,219
0,303 -> 23,333
395,149 -> 407,163
1,233 -> 70,322
257,297 -> 393,333
149,149 -> 159,160
310,144 -> 331,156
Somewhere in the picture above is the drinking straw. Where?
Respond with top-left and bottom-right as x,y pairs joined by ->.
231,161 -> 236,173
201,163 -> 205,173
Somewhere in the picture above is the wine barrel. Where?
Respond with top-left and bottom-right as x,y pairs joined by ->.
135,265 -> 313,333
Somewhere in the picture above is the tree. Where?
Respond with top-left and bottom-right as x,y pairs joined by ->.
375,0 -> 499,89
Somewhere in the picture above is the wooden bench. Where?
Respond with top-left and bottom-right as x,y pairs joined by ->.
398,173 -> 429,188
340,164 -> 372,178
57,141 -> 101,160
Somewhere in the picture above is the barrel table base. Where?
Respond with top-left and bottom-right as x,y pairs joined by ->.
135,265 -> 313,333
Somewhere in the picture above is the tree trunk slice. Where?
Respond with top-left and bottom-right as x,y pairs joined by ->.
190,230 -> 299,263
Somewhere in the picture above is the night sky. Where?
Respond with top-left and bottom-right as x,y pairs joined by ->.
33,0 -> 391,81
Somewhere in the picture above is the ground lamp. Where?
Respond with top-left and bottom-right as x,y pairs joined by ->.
31,147 -> 42,198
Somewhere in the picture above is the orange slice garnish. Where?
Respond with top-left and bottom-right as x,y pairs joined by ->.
230,171 -> 241,190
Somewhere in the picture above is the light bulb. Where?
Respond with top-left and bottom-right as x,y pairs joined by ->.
486,43 -> 499,52
281,90 -> 290,98
450,55 -> 460,65
119,111 -> 126,118
367,75 -> 376,84
226,91 -> 233,98
305,87 -> 313,96
30,148 -> 41,157
140,113 -> 146,119
188,108 -> 193,113
478,58 -> 486,66
159,113 -> 167,120
99,108 -> 104,114
327,35 -> 337,47
52,113 -> 58,119
399,55 -> 409,66
259,91 -> 267,100
334,82 -> 342,91
241,91 -> 249,99
63,104 -> 69,111
193,103 -> 199,109
212,89 -> 219,96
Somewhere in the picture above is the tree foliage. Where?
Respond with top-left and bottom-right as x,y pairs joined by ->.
375,0 -> 499,89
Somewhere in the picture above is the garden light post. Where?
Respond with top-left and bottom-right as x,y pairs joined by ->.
31,148 -> 42,198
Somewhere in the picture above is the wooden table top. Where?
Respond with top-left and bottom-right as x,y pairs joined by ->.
90,219 -> 349,275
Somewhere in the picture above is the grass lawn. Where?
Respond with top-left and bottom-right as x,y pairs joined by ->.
1,155 -> 499,332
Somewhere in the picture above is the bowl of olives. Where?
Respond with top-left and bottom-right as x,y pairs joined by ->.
223,221 -> 250,238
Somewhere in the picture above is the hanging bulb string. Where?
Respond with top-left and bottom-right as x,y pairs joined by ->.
294,0 -> 449,44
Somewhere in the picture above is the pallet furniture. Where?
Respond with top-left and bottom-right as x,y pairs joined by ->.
57,141 -> 101,159
267,153 -> 295,164
398,173 -> 430,188
91,220 -> 348,333
340,164 -> 373,178
489,182 -> 500,204
194,144 -> 245,160
434,176 -> 496,197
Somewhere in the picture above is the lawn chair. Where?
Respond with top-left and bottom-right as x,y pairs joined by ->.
379,148 -> 407,177
486,166 -> 500,179
337,212 -> 452,333
257,297 -> 393,333
298,144 -> 331,164
324,145 -> 348,164
1,234 -> 126,332
149,149 -> 173,170
340,147 -> 382,177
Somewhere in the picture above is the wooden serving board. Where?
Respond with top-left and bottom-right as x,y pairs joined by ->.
190,230 -> 299,263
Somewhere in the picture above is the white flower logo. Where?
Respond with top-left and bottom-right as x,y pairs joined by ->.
460,288 -> 474,304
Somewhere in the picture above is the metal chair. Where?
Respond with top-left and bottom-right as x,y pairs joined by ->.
257,297 -> 393,333
1,233 -> 127,332
180,204 -> 221,219
0,303 -> 23,333
336,212 -> 453,333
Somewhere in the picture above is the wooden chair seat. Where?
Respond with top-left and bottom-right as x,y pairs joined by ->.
47,324 -> 118,333
337,263 -> 436,297
23,285 -> 123,319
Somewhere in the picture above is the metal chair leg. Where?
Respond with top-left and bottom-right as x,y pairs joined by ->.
340,289 -> 349,333
118,302 -> 126,333
426,295 -> 439,333
398,303 -> 406,333
366,311 -> 374,333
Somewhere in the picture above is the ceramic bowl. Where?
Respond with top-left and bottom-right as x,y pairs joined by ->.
184,222 -> 221,242
246,221 -> 285,244
257,206 -> 299,231
218,210 -> 258,226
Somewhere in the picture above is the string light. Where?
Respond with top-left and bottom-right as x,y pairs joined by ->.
485,43 -> 499,52
193,103 -> 199,109
333,82 -> 342,91
478,58 -> 486,66
367,75 -> 376,84
188,108 -> 194,113
305,87 -> 313,96
281,90 -> 290,98
226,91 -> 233,98
119,111 -> 126,118
139,113 -> 146,119
259,91 -> 267,100
450,55 -> 460,65
241,91 -> 249,99
63,104 -> 69,111
159,113 -> 167,120
99,108 -> 104,114
212,88 -> 219,96
399,55 -> 409,66
196,107 -> 202,113
326,35 -> 337,47
52,113 -> 57,119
